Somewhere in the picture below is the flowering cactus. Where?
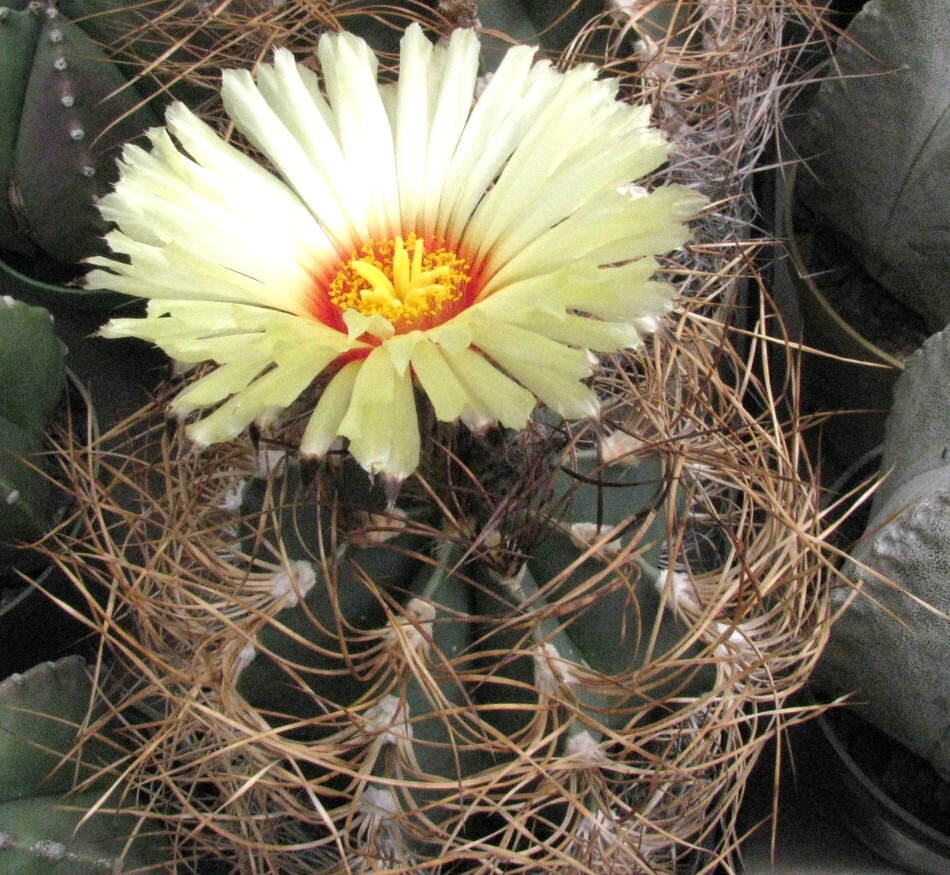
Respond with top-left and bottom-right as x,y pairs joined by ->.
43,11 -> 834,873
88,25 -> 705,487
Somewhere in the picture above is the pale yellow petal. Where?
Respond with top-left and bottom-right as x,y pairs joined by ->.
338,347 -> 420,481
317,31 -> 399,236
440,57 -> 559,243
468,320 -> 599,417
170,360 -> 270,413
490,357 -> 600,420
409,339 -> 471,422
463,63 -> 611,261
185,358 -> 327,447
299,360 -> 362,459
257,49 -> 369,241
395,23 -> 434,229
221,67 -> 355,247
421,27 -> 480,237
443,56 -> 560,243
443,347 -> 536,430
342,308 -> 395,342
479,185 -> 703,298
509,311 -> 642,351
164,102 -> 327,250
470,319 -> 592,376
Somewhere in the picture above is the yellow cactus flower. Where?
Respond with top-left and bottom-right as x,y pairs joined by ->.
88,24 -> 704,486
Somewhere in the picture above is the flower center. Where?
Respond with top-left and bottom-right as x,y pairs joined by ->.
328,233 -> 471,333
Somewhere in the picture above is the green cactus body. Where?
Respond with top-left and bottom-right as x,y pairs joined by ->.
0,1 -> 159,264
0,296 -> 64,570
0,656 -> 169,873
222,440 -> 720,866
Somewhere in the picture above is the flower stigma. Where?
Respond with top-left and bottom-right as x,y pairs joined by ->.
328,233 -> 471,333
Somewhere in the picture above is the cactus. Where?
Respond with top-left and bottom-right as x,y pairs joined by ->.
0,656 -> 169,873
797,0 -> 950,332
234,447 -> 715,747
819,326 -> 950,781
48,309 -> 830,873
33,4 -> 835,869
0,296 -> 65,573
0,1 -> 160,266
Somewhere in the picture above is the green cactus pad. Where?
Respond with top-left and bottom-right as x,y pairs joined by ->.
0,297 -> 64,566
11,6 -> 159,264
235,458 -> 434,731
0,416 -> 52,566
0,297 -> 64,434
0,656 -> 170,873
0,790 -> 166,875
0,4 -> 44,256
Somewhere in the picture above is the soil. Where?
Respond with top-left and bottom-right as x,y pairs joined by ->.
793,202 -> 930,362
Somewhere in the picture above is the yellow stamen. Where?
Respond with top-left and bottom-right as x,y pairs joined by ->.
328,233 -> 470,333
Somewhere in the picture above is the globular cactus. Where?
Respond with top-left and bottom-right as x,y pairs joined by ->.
234,445 -> 715,777
49,328 -> 830,874
0,295 -> 65,573
0,0 -> 160,266
820,326 -> 950,781
797,0 -> 950,331
0,656 -> 169,873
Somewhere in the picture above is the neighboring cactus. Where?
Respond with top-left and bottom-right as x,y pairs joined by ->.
0,296 -> 65,573
820,326 -> 950,781
0,0 -> 160,266
0,656 -> 169,873
798,0 -> 950,332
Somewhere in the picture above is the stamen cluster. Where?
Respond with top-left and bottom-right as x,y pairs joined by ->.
328,233 -> 471,333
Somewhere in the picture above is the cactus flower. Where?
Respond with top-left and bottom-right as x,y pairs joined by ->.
88,24 -> 703,485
